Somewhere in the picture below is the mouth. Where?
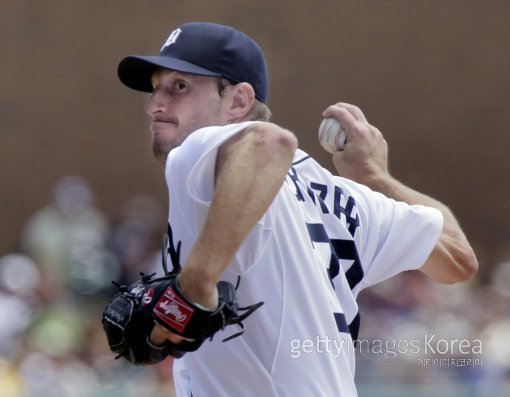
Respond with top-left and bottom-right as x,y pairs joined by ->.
152,120 -> 174,126
151,119 -> 177,134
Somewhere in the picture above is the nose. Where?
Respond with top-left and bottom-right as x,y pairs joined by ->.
145,90 -> 166,116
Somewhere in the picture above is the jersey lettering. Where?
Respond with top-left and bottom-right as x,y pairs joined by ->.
309,182 -> 330,214
288,167 -> 305,202
333,186 -> 359,237
287,167 -> 360,236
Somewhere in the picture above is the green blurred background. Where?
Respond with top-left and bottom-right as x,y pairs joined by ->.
1,1 -> 509,396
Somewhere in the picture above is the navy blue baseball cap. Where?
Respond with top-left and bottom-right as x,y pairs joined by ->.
118,22 -> 269,103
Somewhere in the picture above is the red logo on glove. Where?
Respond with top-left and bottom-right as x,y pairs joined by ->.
153,287 -> 194,333
142,288 -> 154,306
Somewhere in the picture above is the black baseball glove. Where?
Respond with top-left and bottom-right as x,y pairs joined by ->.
102,233 -> 263,365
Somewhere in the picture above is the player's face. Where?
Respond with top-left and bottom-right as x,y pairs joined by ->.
145,70 -> 229,163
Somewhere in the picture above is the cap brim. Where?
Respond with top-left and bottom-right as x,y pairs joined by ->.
118,55 -> 222,92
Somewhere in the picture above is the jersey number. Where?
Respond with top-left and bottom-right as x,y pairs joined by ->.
306,222 -> 362,340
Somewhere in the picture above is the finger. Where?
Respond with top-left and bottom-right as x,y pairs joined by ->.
322,105 -> 358,132
323,102 -> 367,123
339,103 -> 367,123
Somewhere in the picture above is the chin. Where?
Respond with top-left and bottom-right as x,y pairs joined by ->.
152,143 -> 171,163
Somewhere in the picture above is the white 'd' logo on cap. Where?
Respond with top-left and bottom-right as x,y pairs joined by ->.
161,28 -> 182,51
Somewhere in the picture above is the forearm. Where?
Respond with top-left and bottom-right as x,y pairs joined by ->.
350,161 -> 479,285
179,123 -> 298,307
326,102 -> 477,284
374,174 -> 477,283
366,172 -> 453,221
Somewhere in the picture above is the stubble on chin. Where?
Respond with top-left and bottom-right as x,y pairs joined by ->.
152,140 -> 172,164
150,119 -> 214,163
152,134 -> 188,163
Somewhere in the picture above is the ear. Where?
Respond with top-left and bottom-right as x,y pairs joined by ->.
226,83 -> 255,121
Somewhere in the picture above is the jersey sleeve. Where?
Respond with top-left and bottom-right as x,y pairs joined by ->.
186,122 -> 259,205
344,180 -> 443,292
166,121 -> 257,207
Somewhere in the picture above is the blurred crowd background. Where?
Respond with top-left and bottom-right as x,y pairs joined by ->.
0,176 -> 176,397
2,1 -> 510,396
1,175 -> 509,396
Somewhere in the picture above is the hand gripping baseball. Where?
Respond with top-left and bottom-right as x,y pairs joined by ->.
323,102 -> 389,185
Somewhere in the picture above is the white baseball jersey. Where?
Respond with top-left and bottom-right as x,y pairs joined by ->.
165,122 -> 443,397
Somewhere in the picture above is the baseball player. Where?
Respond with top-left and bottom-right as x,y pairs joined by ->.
105,22 -> 478,396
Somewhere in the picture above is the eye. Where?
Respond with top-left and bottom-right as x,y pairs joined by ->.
172,80 -> 188,94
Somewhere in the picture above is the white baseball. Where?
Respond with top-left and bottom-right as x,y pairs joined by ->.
318,118 -> 347,153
